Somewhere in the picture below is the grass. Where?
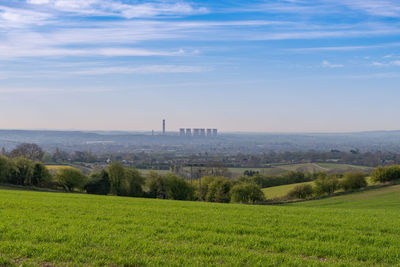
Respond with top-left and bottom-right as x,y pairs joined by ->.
291,184 -> 400,209
0,186 -> 399,266
262,182 -> 314,199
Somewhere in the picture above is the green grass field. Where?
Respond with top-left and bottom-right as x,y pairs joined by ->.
0,185 -> 399,266
262,182 -> 314,199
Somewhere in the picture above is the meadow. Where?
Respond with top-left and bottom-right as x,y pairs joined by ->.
0,185 -> 399,266
262,181 -> 314,199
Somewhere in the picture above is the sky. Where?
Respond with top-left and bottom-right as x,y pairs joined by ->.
0,0 -> 400,133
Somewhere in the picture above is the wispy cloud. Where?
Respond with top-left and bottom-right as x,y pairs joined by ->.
322,60 -> 344,68
26,0 -> 209,18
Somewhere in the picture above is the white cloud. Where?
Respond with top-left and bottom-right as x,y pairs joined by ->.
392,60 -> 400,66
25,0 -> 208,18
322,60 -> 344,68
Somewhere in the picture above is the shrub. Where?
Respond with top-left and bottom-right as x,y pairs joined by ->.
32,162 -> 51,187
230,182 -> 265,203
108,162 -> 125,195
371,165 -> 400,183
166,175 -> 194,200
124,168 -> 145,197
56,168 -> 87,192
0,156 -> 10,183
85,170 -> 111,195
205,177 -> 232,203
287,184 -> 314,199
314,173 -> 339,195
197,176 -> 217,200
147,172 -> 168,199
340,172 -> 367,191
12,157 -> 34,185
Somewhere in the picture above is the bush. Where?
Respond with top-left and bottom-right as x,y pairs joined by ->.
32,162 -> 51,187
166,175 -> 194,200
197,176 -> 217,201
147,172 -> 168,199
56,168 -> 87,192
0,156 -> 10,183
85,170 -> 111,195
340,172 -> 367,191
287,184 -> 314,199
11,157 -> 34,185
108,162 -> 125,195
124,168 -> 145,197
205,177 -> 232,203
371,165 -> 400,183
314,173 -> 339,195
230,182 -> 265,203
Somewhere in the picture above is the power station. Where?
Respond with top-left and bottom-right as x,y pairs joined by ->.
161,120 -> 218,137
179,127 -> 217,137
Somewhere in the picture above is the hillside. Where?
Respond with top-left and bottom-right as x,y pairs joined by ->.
291,184 -> 400,209
0,188 -> 399,266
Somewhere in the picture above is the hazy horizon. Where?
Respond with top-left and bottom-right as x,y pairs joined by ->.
1,0 -> 400,132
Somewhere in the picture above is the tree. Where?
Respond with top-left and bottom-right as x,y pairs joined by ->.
32,162 -> 51,187
56,168 -> 87,192
314,173 -> 339,195
0,156 -> 10,183
12,157 -> 34,185
287,184 -> 314,199
165,174 -> 194,200
10,143 -> 44,161
230,182 -> 265,203
371,165 -> 400,183
205,177 -> 232,203
147,172 -> 168,199
124,168 -> 145,197
85,170 -> 111,195
340,172 -> 367,191
108,162 -> 125,195
197,176 -> 216,200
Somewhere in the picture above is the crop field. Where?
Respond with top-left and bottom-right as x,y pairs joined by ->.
0,186 -> 399,266
262,182 -> 314,199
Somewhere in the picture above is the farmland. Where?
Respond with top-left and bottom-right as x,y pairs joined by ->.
0,186 -> 399,266
262,181 -> 314,199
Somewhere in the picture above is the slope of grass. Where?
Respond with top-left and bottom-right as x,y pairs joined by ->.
0,189 -> 399,266
291,184 -> 400,209
262,182 -> 313,199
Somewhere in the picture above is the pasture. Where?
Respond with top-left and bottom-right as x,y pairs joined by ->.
0,185 -> 399,266
262,181 -> 314,199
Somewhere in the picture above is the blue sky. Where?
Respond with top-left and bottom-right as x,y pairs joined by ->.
1,0 -> 400,132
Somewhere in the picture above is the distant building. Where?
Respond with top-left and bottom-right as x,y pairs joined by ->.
186,128 -> 192,136
193,128 -> 200,136
212,129 -> 218,136
179,128 -> 185,136
200,128 -> 206,136
163,119 -> 166,135
206,128 -> 212,136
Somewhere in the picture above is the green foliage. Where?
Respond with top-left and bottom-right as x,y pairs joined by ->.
287,184 -> 314,199
123,168 -> 145,197
205,177 -> 232,203
340,172 -> 367,191
147,171 -> 168,199
230,182 -> 265,203
85,170 -> 111,195
56,168 -> 87,192
238,171 -> 316,188
147,172 -> 193,200
197,176 -> 217,200
314,173 -> 339,195
165,174 -> 194,200
108,162 -> 125,195
0,155 -> 10,183
371,165 -> 400,183
11,157 -> 34,185
32,162 -> 51,187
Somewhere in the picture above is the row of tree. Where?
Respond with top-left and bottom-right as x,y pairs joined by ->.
0,156 -> 265,204
286,167 -> 400,200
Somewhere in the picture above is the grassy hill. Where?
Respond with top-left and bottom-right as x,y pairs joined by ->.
0,186 -> 399,266
291,184 -> 400,209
